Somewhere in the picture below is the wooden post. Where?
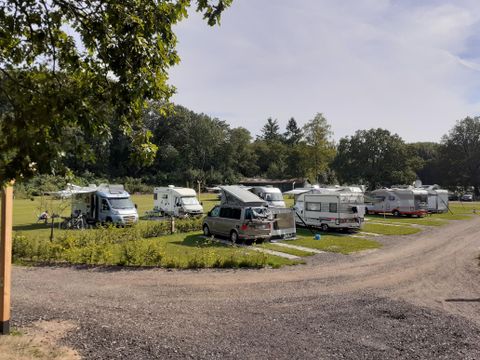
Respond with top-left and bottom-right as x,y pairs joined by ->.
1,183 -> 13,335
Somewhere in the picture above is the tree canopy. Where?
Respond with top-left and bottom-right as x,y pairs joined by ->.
0,0 -> 232,183
439,117 -> 480,195
332,128 -> 417,190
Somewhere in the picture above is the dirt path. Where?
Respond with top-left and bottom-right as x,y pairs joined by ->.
10,216 -> 480,359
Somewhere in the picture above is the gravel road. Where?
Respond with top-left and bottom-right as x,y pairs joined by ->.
10,216 -> 480,359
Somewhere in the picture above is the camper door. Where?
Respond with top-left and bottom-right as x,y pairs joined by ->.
98,197 -> 110,221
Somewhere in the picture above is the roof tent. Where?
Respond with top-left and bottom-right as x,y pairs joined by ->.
220,186 -> 266,207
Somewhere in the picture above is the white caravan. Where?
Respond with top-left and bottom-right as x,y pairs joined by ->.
154,186 -> 203,217
293,186 -> 365,231
366,187 -> 428,217
249,186 -> 286,207
420,185 -> 449,213
70,184 -> 139,225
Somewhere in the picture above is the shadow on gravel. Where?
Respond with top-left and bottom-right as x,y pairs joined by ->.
445,298 -> 480,302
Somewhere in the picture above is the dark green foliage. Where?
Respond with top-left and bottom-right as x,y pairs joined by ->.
439,117 -> 480,195
0,0 -> 232,184
333,128 -> 417,190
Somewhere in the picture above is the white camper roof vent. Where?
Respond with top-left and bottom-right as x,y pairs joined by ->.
168,185 -> 175,188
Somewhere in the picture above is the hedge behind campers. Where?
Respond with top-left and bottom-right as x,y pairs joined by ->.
71,184 -> 139,225
294,187 -> 365,231
154,186 -> 203,217
366,187 -> 428,217
249,186 -> 286,208
203,186 -> 273,243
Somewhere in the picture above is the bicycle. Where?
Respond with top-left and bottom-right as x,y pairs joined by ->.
59,212 -> 86,230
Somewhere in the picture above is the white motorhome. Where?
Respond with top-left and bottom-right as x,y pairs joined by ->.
293,186 -> 365,231
420,185 -> 449,213
249,186 -> 286,207
154,186 -> 203,217
70,184 -> 139,225
366,187 -> 428,217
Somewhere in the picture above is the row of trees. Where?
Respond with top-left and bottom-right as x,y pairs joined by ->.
2,1 -> 477,194
58,101 -> 480,194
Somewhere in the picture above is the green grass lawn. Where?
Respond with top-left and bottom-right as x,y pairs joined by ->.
365,215 -> 447,227
362,222 -> 420,235
12,195 -> 303,269
282,235 -> 381,254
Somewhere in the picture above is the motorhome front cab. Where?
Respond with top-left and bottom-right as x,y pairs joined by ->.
366,188 -> 428,217
249,186 -> 286,208
154,186 -> 203,217
71,184 -> 139,225
294,189 -> 365,231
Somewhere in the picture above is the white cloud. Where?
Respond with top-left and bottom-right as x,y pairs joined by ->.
169,0 -> 480,142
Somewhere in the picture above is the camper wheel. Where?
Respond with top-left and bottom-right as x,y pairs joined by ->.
392,210 -> 400,217
202,224 -> 210,237
320,223 -> 329,232
230,230 -> 239,244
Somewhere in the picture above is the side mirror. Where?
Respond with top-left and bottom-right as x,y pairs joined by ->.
200,202 -> 204,205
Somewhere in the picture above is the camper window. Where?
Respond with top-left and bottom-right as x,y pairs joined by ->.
181,197 -> 200,206
329,203 -> 337,213
219,207 -> 241,220
163,195 -> 168,199
154,193 -> 157,200
109,197 -> 134,209
388,196 -> 395,201
101,199 -> 109,211
306,202 -> 321,212
210,206 -> 220,217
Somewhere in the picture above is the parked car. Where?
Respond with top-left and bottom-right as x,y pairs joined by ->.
202,205 -> 272,243
461,194 -> 474,202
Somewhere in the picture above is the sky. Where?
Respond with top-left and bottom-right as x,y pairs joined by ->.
168,0 -> 480,143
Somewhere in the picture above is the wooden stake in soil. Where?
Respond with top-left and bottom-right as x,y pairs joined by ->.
0,183 -> 13,335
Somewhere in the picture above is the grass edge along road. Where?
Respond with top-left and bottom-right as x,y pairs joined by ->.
11,196 -> 480,269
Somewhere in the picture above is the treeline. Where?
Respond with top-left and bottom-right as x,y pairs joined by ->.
20,103 -> 480,195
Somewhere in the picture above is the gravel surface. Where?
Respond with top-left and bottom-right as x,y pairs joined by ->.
10,216 -> 480,359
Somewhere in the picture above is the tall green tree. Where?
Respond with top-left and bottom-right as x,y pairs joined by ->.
284,117 -> 303,145
0,0 -> 232,183
302,113 -> 335,183
332,128 -> 416,189
439,116 -> 480,195
259,117 -> 282,142
408,142 -> 441,185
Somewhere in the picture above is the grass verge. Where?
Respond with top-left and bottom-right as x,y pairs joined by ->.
362,223 -> 420,235
283,235 -> 381,254
258,242 -> 316,257
13,230 -> 300,269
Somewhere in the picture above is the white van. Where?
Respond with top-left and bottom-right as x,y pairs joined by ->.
154,186 -> 203,217
71,184 -> 139,225
249,186 -> 286,208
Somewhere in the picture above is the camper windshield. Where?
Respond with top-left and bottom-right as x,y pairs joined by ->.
108,197 -> 134,209
181,197 -> 200,206
265,193 -> 283,201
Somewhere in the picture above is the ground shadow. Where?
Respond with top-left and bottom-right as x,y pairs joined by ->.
13,223 -> 57,231
444,298 -> 480,303
170,234 -> 231,248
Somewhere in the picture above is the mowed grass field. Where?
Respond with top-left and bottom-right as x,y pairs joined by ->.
11,192 -> 478,268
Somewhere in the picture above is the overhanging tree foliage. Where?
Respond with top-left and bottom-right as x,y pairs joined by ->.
0,0 -> 232,183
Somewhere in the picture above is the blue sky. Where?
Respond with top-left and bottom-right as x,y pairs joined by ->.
169,0 -> 480,142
